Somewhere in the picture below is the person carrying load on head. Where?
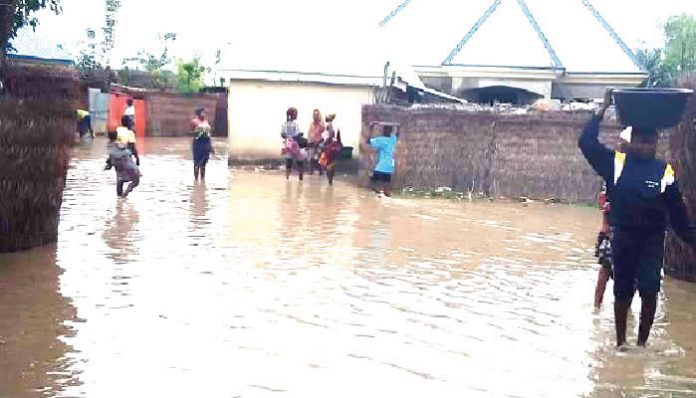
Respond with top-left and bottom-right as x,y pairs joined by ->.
366,121 -> 400,198
579,88 -> 696,350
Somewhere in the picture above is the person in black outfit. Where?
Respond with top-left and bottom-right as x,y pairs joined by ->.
579,88 -> 696,350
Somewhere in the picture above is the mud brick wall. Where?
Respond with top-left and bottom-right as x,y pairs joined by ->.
491,114 -> 622,201
361,105 -> 628,202
143,92 -> 220,137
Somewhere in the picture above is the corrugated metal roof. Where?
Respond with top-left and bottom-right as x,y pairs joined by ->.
7,27 -> 74,64
524,0 -> 641,73
379,0 -> 643,74
218,69 -> 384,87
447,0 -> 557,69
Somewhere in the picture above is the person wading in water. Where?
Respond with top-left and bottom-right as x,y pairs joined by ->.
281,107 -> 307,181
579,88 -> 696,350
366,122 -> 399,197
593,128 -> 630,310
307,109 -> 326,175
191,108 -> 214,181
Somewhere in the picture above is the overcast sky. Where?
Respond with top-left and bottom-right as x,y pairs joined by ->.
29,0 -> 696,70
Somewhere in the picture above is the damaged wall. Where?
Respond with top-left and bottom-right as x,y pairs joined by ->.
360,105 -> 626,202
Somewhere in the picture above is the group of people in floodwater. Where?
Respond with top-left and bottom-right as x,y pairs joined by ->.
100,104 -> 213,197
94,88 -> 696,352
281,107 -> 399,195
98,103 -> 398,198
280,107 -> 343,184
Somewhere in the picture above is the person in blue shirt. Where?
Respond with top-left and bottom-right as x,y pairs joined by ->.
366,122 -> 399,197
579,89 -> 695,350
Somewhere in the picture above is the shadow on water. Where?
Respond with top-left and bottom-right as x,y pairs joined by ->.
0,246 -> 79,398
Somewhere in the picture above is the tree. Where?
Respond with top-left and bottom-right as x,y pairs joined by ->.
122,32 -> 177,89
77,28 -> 100,72
0,0 -> 62,63
176,57 -> 208,94
76,0 -> 121,74
100,0 -> 121,66
635,48 -> 675,87
663,14 -> 696,78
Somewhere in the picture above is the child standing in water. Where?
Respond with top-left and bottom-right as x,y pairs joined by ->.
594,128 -> 631,310
594,185 -> 613,309
281,107 -> 306,181
366,122 -> 399,197
105,131 -> 141,198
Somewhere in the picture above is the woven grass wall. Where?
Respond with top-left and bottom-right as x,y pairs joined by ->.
361,105 -> 622,202
0,62 -> 78,252
665,75 -> 696,281
360,105 -> 494,195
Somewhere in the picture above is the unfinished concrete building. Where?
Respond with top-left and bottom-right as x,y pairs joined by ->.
378,0 -> 647,105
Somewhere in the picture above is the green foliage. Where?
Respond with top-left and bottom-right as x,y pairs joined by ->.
635,48 -> 675,87
663,14 -> 696,76
632,14 -> 696,88
77,28 -> 100,72
100,0 -> 121,65
2,0 -> 62,54
176,57 -> 208,94
122,32 -> 177,89
76,0 -> 121,72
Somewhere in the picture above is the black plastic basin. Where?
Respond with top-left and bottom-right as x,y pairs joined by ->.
613,88 -> 693,130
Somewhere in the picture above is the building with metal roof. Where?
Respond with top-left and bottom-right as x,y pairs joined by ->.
7,27 -> 74,66
378,0 -> 648,104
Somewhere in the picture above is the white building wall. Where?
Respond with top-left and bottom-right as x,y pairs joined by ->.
228,80 -> 376,161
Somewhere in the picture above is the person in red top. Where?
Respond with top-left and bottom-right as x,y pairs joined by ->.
594,187 -> 613,309
319,123 -> 343,185
593,130 -> 630,310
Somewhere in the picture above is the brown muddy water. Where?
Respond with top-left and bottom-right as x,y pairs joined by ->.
1,137 -> 696,398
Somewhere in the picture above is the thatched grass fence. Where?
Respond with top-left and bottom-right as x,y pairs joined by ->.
361,105 -> 623,202
665,75 -> 696,281
0,63 -> 78,252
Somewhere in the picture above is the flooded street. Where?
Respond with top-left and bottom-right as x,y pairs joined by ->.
2,137 -> 696,397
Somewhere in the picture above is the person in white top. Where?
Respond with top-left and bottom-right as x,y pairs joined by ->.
124,98 -> 136,130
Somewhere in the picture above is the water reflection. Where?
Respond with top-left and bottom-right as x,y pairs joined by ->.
0,246 -> 78,398
1,138 -> 696,397
190,181 -> 210,232
102,200 -> 140,264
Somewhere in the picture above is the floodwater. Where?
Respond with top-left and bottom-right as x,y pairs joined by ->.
1,137 -> 696,398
